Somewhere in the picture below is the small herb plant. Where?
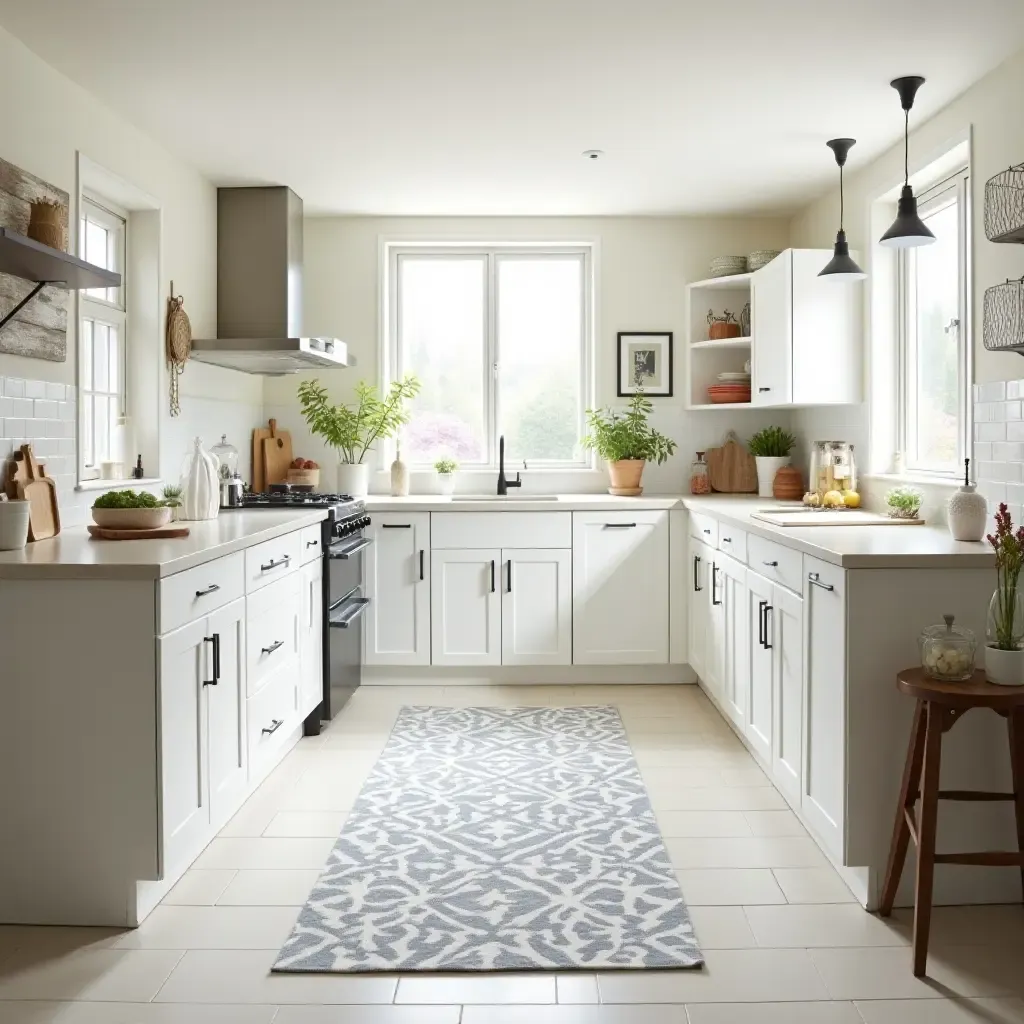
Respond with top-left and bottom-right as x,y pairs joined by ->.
582,382 -> 677,465
747,426 -> 796,458
988,503 -> 1024,650
434,457 -> 458,474
884,485 -> 922,518
93,490 -> 163,510
161,485 -> 183,508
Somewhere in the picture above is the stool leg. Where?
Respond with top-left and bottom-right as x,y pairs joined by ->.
913,700 -> 943,977
1009,709 -> 1024,901
880,699 -> 927,916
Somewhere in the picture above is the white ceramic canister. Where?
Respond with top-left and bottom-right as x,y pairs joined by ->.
337,462 -> 370,497
0,499 -> 31,550
948,458 -> 988,542
180,437 -> 220,520
390,444 -> 410,497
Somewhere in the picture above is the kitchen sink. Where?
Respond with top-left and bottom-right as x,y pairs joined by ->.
449,494 -> 561,502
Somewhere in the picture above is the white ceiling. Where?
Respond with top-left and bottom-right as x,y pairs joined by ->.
2,0 -> 1023,216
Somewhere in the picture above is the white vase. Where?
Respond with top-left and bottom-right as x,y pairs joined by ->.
0,499 -> 31,550
437,472 -> 455,496
337,462 -> 370,497
984,644 -> 1024,686
180,437 -> 220,521
947,483 -> 987,541
390,446 -> 410,497
755,456 -> 790,498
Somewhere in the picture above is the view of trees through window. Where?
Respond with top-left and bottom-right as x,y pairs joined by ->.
394,249 -> 587,466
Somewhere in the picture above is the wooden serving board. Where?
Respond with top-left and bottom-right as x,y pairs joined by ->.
263,429 -> 294,486
751,510 -> 924,527
707,431 -> 757,493
15,444 -> 59,540
88,524 -> 191,540
251,419 -> 274,493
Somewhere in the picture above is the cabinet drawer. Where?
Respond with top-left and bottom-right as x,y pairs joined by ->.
244,530 -> 302,592
717,525 -> 747,563
246,661 -> 297,778
159,551 -> 245,635
246,572 -> 301,696
430,512 -> 571,549
748,533 -> 803,594
299,524 -> 324,565
688,511 -> 718,546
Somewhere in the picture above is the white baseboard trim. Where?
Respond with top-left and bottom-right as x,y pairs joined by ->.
362,664 -> 697,686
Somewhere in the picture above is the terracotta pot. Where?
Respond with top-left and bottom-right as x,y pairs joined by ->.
772,465 -> 804,501
607,459 -> 645,496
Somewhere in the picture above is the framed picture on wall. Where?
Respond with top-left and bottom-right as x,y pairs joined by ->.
617,332 -> 673,397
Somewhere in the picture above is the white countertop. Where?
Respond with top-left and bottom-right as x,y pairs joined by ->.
364,494 -> 681,512
0,509 -> 327,581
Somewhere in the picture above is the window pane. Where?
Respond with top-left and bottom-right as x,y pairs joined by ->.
82,394 -> 93,468
497,257 -> 583,463
93,395 -> 109,465
93,322 -> 109,392
108,324 -> 120,396
908,198 -> 960,470
81,318 -> 93,390
399,257 -> 487,463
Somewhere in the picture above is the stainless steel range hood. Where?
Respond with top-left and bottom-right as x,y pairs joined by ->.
191,186 -> 354,375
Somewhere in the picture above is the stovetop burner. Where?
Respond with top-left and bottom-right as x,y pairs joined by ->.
240,491 -> 354,507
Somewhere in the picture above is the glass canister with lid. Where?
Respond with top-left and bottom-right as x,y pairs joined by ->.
919,614 -> 977,682
806,441 -> 857,508
690,451 -> 711,494
210,434 -> 239,481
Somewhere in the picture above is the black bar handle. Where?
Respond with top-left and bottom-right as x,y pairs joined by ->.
305,539 -> 319,549
490,559 -> 496,593
808,572 -> 835,592
759,387 -> 771,393
764,605 -> 774,650
702,528 -> 711,536
260,555 -> 291,572
329,537 -> 372,559
722,536 -> 732,544
711,563 -> 721,606
202,636 -> 217,686
382,524 -> 412,529
262,718 -> 284,736
692,554 -> 702,592
757,600 -> 766,647
195,583 -> 220,599
261,640 -> 284,656
507,558 -> 512,593
763,560 -> 779,568
419,549 -> 425,581
604,522 -> 637,529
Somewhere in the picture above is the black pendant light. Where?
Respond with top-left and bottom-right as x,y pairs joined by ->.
819,138 -> 866,279
879,75 -> 936,248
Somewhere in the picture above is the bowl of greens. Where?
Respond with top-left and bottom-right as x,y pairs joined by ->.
91,490 -> 171,530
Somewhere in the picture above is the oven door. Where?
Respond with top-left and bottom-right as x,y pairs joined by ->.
327,533 -> 371,602
327,587 -> 370,716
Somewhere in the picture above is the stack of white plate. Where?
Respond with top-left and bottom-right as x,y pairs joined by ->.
747,249 -> 782,271
709,255 -> 747,277
717,371 -> 751,383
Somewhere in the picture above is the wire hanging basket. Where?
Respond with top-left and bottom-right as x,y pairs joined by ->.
983,277 -> 1024,355
984,164 -> 1024,243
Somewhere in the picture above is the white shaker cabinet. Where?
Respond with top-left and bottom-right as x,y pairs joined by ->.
572,511 -> 669,665
363,514 -> 430,666
299,558 -> 324,716
501,549 -> 572,666
746,570 -> 775,764
716,553 -> 749,731
688,536 -> 711,683
206,600 -> 248,830
772,583 -> 804,806
431,549 -> 502,666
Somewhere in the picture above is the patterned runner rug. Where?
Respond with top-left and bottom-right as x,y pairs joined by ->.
273,705 -> 704,972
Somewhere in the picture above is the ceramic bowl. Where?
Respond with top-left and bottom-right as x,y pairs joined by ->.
91,506 -> 172,530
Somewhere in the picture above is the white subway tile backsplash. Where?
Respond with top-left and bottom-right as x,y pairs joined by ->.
33,399 -> 58,418
23,379 -> 46,399
977,422 -> 1007,442
1007,483 -> 1024,506
1008,380 -> 1024,401
994,442 -> 1024,462
979,480 -> 1007,505
1005,400 -> 1023,421
974,441 -> 994,462
975,403 -> 993,423
57,400 -> 74,421
2,377 -> 25,398
1008,421 -> 1024,441
978,381 -> 1007,403
44,382 -> 65,401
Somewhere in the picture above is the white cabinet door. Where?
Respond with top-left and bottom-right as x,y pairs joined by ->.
157,617 -> 210,874
751,248 -> 793,406
206,598 -> 247,830
431,549 -> 501,666
299,558 -> 324,717
688,537 -> 709,683
706,556 -> 725,700
501,549 -> 571,666
772,583 -> 804,806
572,511 -> 669,665
719,554 -> 749,731
363,514 -> 431,666
802,556 -> 847,858
746,571 -> 774,764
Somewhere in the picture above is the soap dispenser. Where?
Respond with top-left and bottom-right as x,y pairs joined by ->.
947,458 -> 987,541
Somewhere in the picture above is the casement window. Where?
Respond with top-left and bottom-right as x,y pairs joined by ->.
387,245 -> 592,468
79,195 -> 127,478
896,167 -> 970,477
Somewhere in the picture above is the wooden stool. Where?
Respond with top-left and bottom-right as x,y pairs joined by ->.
879,668 -> 1024,976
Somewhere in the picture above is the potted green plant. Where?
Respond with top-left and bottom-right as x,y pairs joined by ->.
986,503 -> 1024,686
434,457 -> 459,496
297,376 -> 420,496
582,381 -> 677,495
748,426 -> 797,498
161,485 -> 184,522
885,485 -> 923,520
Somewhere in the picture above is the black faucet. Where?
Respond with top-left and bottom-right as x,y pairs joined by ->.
497,435 -> 521,495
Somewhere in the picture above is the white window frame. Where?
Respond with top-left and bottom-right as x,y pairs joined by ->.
79,194 -> 127,480
385,243 -> 593,470
896,166 -> 971,479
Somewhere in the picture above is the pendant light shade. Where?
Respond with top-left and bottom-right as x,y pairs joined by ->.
819,137 -> 866,279
879,76 -> 935,249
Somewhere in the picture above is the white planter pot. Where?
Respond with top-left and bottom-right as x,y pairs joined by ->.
337,462 -> 370,497
755,456 -> 790,498
436,472 -> 455,496
984,644 -> 1024,686
0,499 -> 31,550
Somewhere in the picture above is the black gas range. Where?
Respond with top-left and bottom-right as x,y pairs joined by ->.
227,490 -> 372,731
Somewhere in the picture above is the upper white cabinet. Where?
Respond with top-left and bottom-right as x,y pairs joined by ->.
502,549 -> 572,666
431,549 -> 502,666
572,511 -> 669,665
363,514 -> 431,666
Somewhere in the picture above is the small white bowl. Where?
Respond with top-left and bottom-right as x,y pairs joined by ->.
91,506 -> 172,531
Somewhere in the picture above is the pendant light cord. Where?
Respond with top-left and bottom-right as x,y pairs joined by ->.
840,163 -> 845,230
904,109 -> 909,185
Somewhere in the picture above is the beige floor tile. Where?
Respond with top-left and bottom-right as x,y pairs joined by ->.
395,974 -> 556,1004
624,717 -> 710,737
461,1009 -> 689,1024
111,906 -> 300,950
743,904 -> 909,948
686,906 -> 757,948
655,811 -> 752,837
809,944 -> 1022,1000
598,948 -> 830,1003
717,768 -> 770,787
218,793 -> 288,838
665,837 -> 828,869
216,869 -> 321,906
0,1004 -> 276,1023
855,996 -> 1024,1023
890,904 -> 1024,947
278,774 -> 365,811
273,1008 -> 462,1024
743,810 -> 806,837
648,787 -> 787,811
263,811 -> 348,837
675,869 -> 787,906
636,750 -> 755,770
0,928 -> 123,957
162,870 -> 238,906
685,1002 -> 862,1023
152,950 -> 396,1004
193,837 -> 335,870
643,768 -> 738,791
771,868 -> 857,904
556,974 -> 599,1003
0,949 -> 184,1002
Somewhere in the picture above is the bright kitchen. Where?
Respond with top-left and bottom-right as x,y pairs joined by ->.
1,2 -> 1024,1021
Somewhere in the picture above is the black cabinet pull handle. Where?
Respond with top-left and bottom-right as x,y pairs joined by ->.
260,555 -> 291,572
702,528 -> 711,535
763,560 -> 779,568
711,563 -> 721,606
604,522 -> 637,529
262,719 -> 284,736
261,640 -> 284,656
757,600 -> 766,647
490,559 -> 496,593
722,536 -> 732,544
507,558 -> 513,593
693,554 -> 702,592
764,605 -> 774,650
808,572 -> 835,592
382,524 -> 412,529
419,549 -> 425,581
759,387 -> 771,393
195,584 -> 220,598
202,635 -> 218,686
305,539 -> 319,548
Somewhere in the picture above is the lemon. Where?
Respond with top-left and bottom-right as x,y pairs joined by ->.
842,490 -> 861,508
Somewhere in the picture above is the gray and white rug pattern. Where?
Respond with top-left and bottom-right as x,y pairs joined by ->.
274,705 -> 704,972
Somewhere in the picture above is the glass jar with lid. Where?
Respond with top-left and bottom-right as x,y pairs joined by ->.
690,451 -> 711,494
210,434 -> 239,481
919,614 -> 977,682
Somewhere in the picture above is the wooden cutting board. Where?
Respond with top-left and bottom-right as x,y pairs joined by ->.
15,444 -> 60,541
707,431 -> 757,493
262,420 -> 294,486
251,419 -> 275,493
88,524 -> 191,540
4,448 -> 30,499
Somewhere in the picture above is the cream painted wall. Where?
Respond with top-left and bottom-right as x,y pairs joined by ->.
265,215 -> 792,492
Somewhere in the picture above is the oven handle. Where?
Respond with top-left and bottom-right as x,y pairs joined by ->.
328,595 -> 371,629
328,536 -> 373,559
